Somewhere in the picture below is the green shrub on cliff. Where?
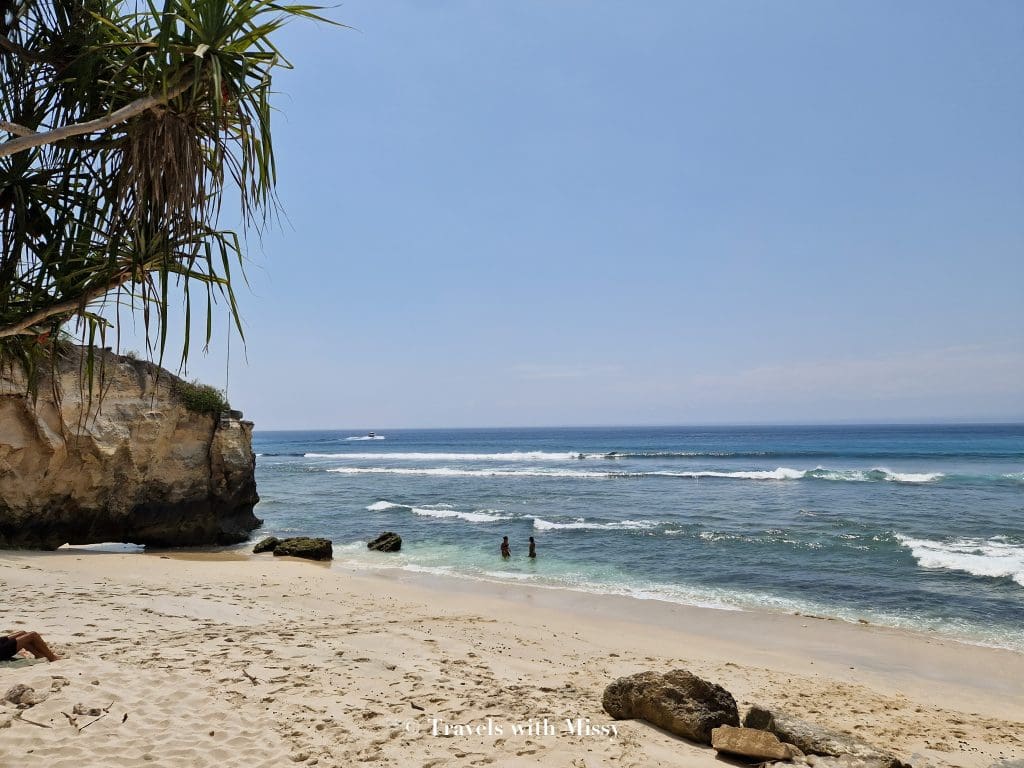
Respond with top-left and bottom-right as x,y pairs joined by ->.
172,380 -> 229,416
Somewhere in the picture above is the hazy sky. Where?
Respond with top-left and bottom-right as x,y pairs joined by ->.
130,1 -> 1023,429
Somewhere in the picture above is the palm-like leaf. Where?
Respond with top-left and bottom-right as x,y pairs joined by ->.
0,0 -> 338,385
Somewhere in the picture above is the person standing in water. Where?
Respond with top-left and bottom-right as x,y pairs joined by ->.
528,536 -> 537,559
500,536 -> 511,559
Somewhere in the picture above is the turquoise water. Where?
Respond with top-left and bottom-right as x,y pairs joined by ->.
252,425 -> 1024,649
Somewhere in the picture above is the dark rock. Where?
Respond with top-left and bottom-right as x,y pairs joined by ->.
253,536 -> 280,554
272,537 -> 333,561
745,705 -> 910,768
367,532 -> 402,553
712,725 -> 802,761
602,669 -> 739,744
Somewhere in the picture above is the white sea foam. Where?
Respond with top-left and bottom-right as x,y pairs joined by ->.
657,468 -> 807,481
411,506 -> 511,523
366,500 -> 401,511
365,499 -> 510,523
482,571 -> 535,581
330,465 -> 945,483
698,531 -> 743,542
884,470 -> 945,483
532,517 -> 658,531
329,467 -> 610,478
805,467 -> 944,483
396,564 -> 456,576
666,467 -> 944,483
344,435 -> 385,441
896,534 -> 1024,586
310,451 -> 582,461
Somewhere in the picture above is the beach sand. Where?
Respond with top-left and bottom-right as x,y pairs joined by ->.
1,550 -> 1021,767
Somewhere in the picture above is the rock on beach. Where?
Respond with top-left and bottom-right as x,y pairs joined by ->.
602,669 -> 739,744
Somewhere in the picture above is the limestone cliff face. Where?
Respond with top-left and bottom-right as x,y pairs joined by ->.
0,348 -> 261,549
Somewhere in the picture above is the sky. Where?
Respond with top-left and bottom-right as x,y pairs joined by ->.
125,1 -> 1023,429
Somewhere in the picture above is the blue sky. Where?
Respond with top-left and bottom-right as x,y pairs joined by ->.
135,1 -> 1023,429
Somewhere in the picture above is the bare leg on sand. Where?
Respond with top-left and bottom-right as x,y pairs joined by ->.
9,631 -> 59,661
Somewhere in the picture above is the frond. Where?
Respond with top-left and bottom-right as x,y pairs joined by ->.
0,0 -> 339,383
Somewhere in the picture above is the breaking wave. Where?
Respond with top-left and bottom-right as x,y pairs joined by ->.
330,467 -> 609,479
307,449 -> 1023,461
896,534 -> 1024,587
308,451 -> 581,461
365,500 -> 511,523
329,466 -> 945,483
532,518 -> 659,531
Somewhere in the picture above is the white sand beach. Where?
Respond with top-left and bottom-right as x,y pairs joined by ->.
1,551 -> 1022,768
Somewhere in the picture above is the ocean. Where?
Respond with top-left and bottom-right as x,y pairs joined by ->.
252,425 -> 1024,650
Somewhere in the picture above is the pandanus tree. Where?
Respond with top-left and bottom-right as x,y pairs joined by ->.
0,0 -> 332,387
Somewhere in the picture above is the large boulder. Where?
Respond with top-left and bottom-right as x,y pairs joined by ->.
0,347 -> 261,549
745,706 -> 910,768
272,537 -> 332,561
367,532 -> 402,552
602,669 -> 739,744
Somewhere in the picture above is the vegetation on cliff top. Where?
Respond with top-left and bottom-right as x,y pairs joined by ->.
171,378 -> 230,415
0,0 -> 337,386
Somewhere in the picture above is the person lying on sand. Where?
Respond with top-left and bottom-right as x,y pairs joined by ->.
1,631 -> 59,662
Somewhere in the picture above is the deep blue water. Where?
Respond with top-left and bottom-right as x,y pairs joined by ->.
252,425 -> 1024,649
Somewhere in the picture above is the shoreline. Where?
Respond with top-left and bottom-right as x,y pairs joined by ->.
323,551 -> 1024,655
2,548 -> 1022,767
333,562 -> 1024,705
143,539 -> 1024,655
64,540 -> 1024,655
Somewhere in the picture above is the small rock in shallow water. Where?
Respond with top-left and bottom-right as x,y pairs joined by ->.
253,536 -> 280,554
367,532 -> 402,553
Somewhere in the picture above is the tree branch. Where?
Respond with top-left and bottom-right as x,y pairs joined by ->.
0,271 -> 134,339
0,120 -> 35,137
0,81 -> 191,159
0,34 -> 45,63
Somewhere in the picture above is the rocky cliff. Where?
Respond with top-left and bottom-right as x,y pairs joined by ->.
0,348 -> 261,549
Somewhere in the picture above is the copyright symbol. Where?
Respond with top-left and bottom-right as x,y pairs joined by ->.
404,719 -> 421,735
